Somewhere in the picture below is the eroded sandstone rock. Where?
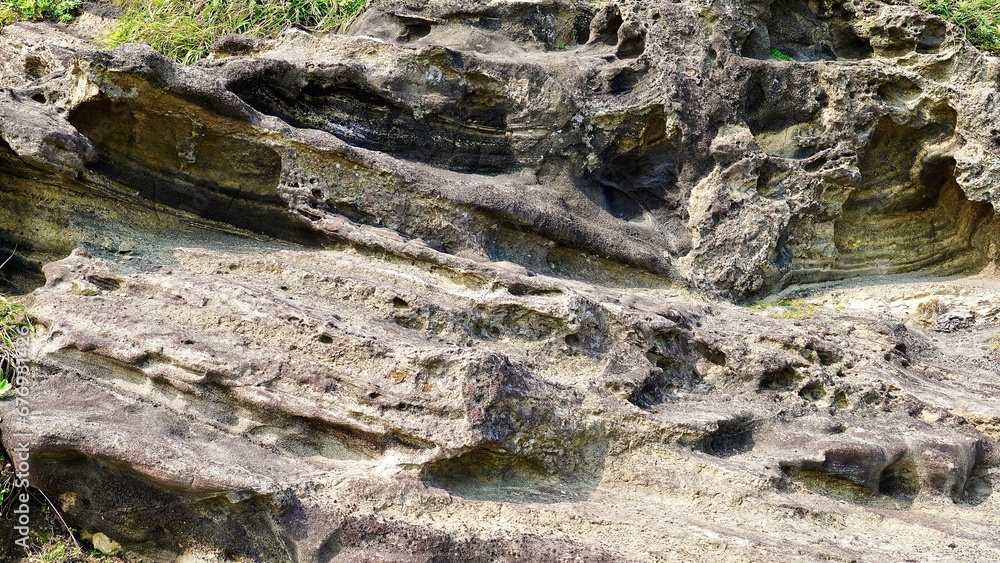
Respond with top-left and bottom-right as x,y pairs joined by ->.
0,0 -> 999,561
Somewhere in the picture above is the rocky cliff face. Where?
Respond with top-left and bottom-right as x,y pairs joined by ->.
1,0 -> 1000,561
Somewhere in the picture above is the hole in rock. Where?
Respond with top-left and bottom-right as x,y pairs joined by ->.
694,341 -> 727,366
24,56 -> 48,80
916,19 -> 947,53
798,380 -> 826,401
506,283 -> 562,297
878,456 -> 920,500
30,451 -> 299,561
589,5 -> 623,46
396,16 -> 432,42
962,460 -> 993,505
573,12 -> 593,45
741,0 -> 872,61
760,366 -> 801,391
85,275 -> 121,292
0,240 -> 46,294
617,28 -> 646,59
877,77 -> 923,106
773,231 -> 794,267
629,370 -> 672,408
742,67 -> 827,135
607,68 -> 641,94
471,15 -> 501,32
628,346 -> 699,408
581,130 -> 680,223
705,417 -> 757,457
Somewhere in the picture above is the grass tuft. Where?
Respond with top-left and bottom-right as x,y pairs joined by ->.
0,0 -> 83,25
0,295 -> 31,386
768,299 -> 818,319
916,0 -> 1000,53
105,0 -> 369,64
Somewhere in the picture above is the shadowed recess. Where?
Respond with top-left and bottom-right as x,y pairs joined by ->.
30,451 -> 300,561
421,440 -> 608,503
223,61 -> 518,175
740,0 -> 873,61
68,99 -> 325,246
835,110 -> 996,275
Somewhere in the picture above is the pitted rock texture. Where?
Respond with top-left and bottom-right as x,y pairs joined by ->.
0,0 -> 1000,561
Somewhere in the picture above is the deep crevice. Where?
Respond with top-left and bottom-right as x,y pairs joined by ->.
704,416 -> 757,457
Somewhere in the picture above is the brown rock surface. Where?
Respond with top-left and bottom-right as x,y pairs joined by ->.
0,0 -> 999,561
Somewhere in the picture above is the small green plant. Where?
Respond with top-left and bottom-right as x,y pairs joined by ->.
28,538 -> 113,562
769,48 -> 794,61
40,541 -> 68,562
917,0 -> 1000,54
990,334 -> 1000,352
0,295 -> 31,392
555,42 -> 567,50
106,0 -> 369,64
0,0 -> 83,24
0,295 -> 31,383
769,299 -> 818,319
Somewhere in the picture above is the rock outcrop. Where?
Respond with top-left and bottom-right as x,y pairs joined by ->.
0,0 -> 999,561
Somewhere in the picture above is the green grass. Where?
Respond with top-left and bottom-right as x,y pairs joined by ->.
0,0 -> 83,24
917,0 -> 1000,53
0,295 -> 31,387
768,299 -> 818,319
0,1 -> 368,64
748,298 -> 820,319
106,0 -> 369,64
769,48 -> 794,61
27,538 -> 117,562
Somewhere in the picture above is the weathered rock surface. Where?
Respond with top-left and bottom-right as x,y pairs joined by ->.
0,0 -> 999,561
